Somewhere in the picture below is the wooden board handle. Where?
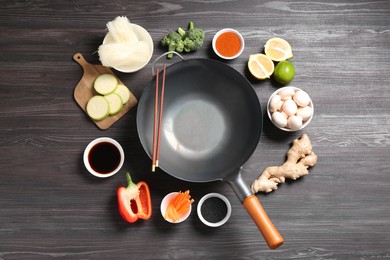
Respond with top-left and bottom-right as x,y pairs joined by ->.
242,195 -> 284,249
73,53 -> 89,70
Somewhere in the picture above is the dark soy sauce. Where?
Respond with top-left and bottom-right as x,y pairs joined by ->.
88,142 -> 121,174
201,197 -> 228,223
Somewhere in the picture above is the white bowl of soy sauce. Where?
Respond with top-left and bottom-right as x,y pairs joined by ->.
197,193 -> 232,227
83,137 -> 124,178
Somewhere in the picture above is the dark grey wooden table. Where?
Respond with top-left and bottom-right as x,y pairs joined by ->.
1,0 -> 389,259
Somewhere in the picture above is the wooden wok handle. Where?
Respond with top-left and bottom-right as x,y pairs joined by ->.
242,195 -> 284,249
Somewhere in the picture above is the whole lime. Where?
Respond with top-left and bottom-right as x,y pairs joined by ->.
273,61 -> 295,84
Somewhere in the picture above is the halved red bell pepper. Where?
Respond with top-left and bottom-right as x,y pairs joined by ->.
117,172 -> 152,223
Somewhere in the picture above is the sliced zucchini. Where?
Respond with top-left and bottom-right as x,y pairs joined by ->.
114,84 -> 131,104
94,73 -> 118,95
86,95 -> 110,121
104,93 -> 123,115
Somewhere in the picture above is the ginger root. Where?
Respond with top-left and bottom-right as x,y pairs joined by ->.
251,133 -> 317,193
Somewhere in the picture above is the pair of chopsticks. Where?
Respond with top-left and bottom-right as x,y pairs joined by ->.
152,64 -> 166,172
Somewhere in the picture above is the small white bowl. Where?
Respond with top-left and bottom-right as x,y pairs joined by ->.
197,193 -> 231,227
267,86 -> 314,132
160,192 -> 192,224
102,23 -> 154,73
212,28 -> 245,60
83,137 -> 124,178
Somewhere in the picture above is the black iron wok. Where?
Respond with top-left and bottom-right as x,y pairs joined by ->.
137,53 -> 284,249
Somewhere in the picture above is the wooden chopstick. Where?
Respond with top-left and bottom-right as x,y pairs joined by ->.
152,65 -> 166,172
152,67 -> 159,172
156,64 -> 166,168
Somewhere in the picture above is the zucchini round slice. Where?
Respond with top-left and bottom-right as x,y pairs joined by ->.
86,95 -> 110,121
94,73 -> 118,95
114,84 -> 131,104
104,93 -> 123,115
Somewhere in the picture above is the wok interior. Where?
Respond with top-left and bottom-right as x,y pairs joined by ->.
137,59 -> 262,182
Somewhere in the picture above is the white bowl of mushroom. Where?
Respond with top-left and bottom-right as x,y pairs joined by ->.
267,86 -> 314,132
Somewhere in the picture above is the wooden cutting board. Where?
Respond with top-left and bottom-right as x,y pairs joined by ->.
73,53 -> 138,130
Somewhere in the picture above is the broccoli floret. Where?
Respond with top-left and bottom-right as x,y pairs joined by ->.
161,32 -> 183,58
175,40 -> 184,53
184,27 -> 205,51
161,22 -> 204,58
183,38 -> 195,52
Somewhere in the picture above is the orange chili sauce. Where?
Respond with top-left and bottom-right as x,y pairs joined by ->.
215,32 -> 241,57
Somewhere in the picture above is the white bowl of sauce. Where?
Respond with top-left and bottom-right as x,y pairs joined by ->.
83,137 -> 124,178
212,28 -> 245,60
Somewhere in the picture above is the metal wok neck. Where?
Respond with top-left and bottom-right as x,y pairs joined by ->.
225,168 -> 252,202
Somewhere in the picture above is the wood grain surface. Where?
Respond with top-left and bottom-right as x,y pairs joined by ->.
0,0 -> 389,259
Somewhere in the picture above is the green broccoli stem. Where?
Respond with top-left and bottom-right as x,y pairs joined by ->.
167,46 -> 176,58
178,27 -> 186,38
189,21 -> 194,30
